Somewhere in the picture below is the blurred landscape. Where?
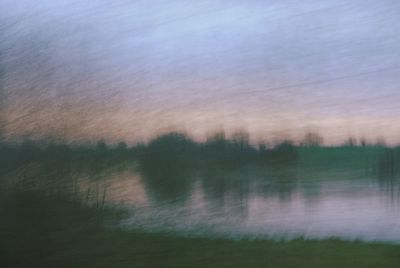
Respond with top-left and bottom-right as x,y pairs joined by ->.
1,0 -> 400,267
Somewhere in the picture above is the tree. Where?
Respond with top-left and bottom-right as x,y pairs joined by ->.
360,138 -> 367,147
116,141 -> 128,150
96,140 -> 108,151
301,132 -> 323,147
231,131 -> 250,151
344,137 -> 357,147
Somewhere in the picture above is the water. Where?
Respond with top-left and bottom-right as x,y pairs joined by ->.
82,167 -> 400,243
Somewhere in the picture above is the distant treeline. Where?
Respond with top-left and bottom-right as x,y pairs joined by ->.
0,132 -> 297,180
0,131 -> 396,173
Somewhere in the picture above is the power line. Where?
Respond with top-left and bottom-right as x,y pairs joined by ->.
177,64 -> 400,110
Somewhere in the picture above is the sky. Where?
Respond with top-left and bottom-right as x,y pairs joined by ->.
1,0 -> 400,145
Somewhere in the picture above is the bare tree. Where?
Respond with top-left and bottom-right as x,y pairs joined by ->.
301,132 -> 323,147
232,130 -> 250,151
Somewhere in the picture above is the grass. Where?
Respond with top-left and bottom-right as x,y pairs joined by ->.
0,191 -> 399,268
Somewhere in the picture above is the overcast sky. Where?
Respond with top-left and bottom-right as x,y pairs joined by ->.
1,0 -> 400,144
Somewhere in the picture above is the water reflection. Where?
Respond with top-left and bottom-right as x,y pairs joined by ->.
139,168 -> 195,205
80,164 -> 400,243
377,148 -> 400,203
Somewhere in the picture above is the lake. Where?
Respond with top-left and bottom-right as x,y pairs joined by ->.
81,165 -> 400,243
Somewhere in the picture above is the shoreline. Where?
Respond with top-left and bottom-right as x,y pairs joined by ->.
1,191 -> 399,267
